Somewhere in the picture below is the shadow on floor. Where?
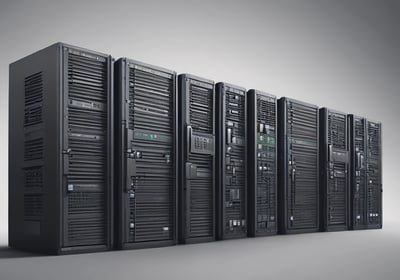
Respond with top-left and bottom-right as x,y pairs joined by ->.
0,246 -> 44,259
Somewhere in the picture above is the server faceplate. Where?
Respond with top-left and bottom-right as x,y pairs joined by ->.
178,74 -> 216,244
216,83 -> 247,240
278,98 -> 319,234
115,59 -> 177,249
348,115 -> 382,230
319,108 -> 349,231
9,43 -> 114,254
247,90 -> 277,237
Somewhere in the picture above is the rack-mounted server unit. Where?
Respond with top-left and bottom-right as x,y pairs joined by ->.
216,83 -> 247,240
278,97 -> 319,234
247,90 -> 277,237
114,59 -> 177,249
9,43 -> 114,254
178,74 -> 216,244
348,115 -> 382,230
319,108 -> 349,231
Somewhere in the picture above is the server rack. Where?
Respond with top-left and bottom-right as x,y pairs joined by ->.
178,74 -> 216,244
247,90 -> 277,237
114,58 -> 177,249
9,43 -> 114,254
319,108 -> 349,231
348,115 -> 382,230
278,97 -> 319,234
216,83 -> 247,240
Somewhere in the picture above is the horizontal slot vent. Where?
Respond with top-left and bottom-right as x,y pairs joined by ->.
190,84 -> 213,134
24,166 -> 43,191
24,72 -> 43,127
24,138 -> 43,161
129,67 -> 173,135
328,112 -> 346,149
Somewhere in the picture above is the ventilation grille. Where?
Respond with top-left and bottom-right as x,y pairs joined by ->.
24,166 -> 43,190
24,138 -> 43,161
367,121 -> 381,225
255,95 -> 276,233
188,79 -> 214,239
67,192 -> 106,244
190,84 -> 213,134
127,65 -> 175,243
328,112 -> 346,148
223,88 -> 246,236
24,194 -> 43,219
65,51 -> 108,246
286,100 -> 318,230
24,72 -> 43,127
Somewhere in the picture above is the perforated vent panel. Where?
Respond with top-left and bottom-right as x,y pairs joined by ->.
125,64 -> 175,243
286,100 -> 319,230
24,72 -> 43,127
64,50 -> 109,247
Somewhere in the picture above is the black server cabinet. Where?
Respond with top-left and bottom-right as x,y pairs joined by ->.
247,90 -> 277,237
178,74 -> 216,244
9,43 -> 114,254
277,97 -> 319,234
348,115 -> 382,230
114,59 -> 177,249
216,83 -> 247,240
319,108 -> 349,232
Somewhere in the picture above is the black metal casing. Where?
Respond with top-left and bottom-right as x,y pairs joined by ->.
216,82 -> 247,240
348,115 -> 382,230
278,97 -> 319,234
178,74 -> 216,244
9,43 -> 114,254
319,108 -> 349,232
114,58 -> 178,249
247,90 -> 277,237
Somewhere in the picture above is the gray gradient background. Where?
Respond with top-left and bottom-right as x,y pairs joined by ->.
0,0 -> 399,279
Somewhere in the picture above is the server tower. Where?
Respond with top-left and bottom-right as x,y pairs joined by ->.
114,59 -> 177,249
348,115 -> 382,230
319,108 -> 349,231
247,90 -> 277,237
278,97 -> 319,234
178,74 -> 216,244
9,43 -> 114,254
216,83 -> 247,240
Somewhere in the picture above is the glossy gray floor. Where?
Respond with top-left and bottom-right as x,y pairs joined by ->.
1,224 -> 399,280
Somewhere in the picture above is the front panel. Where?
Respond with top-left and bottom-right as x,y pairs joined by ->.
116,59 -> 177,248
278,98 -> 319,234
216,83 -> 247,240
62,46 -> 113,249
320,109 -> 349,231
349,116 -> 367,229
366,120 -> 382,228
247,90 -> 277,237
178,74 -> 216,243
